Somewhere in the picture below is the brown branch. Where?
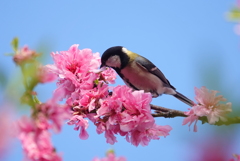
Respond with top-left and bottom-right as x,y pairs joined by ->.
150,104 -> 187,118
150,104 -> 240,126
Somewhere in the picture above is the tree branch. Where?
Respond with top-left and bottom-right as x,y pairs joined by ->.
150,104 -> 187,118
150,104 -> 240,126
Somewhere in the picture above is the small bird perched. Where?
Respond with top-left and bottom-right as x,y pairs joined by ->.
100,46 -> 194,107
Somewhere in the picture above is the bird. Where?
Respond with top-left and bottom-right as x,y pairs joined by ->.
100,46 -> 194,107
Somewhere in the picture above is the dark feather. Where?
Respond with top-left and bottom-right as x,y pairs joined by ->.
135,56 -> 176,90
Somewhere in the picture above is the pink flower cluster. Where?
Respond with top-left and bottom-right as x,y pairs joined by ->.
46,44 -> 172,146
0,110 -> 12,159
183,86 -> 232,132
16,99 -> 70,161
93,85 -> 172,146
92,152 -> 126,161
38,65 -> 58,83
13,46 -> 38,65
13,46 -> 56,84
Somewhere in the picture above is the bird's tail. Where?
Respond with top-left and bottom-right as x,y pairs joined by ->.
173,91 -> 195,107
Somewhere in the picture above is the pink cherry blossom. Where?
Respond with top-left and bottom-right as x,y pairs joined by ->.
126,124 -> 172,146
46,44 -> 100,88
182,109 -> 198,132
0,110 -> 12,159
45,44 -> 102,102
35,99 -> 71,133
97,97 -> 122,118
183,86 -> 232,131
68,84 -> 172,146
67,115 -> 89,140
46,45 -> 172,146
38,65 -> 57,83
13,46 -> 38,65
78,83 -> 109,112
92,152 -> 126,161
194,86 -> 232,124
100,67 -> 117,84
55,79 -> 76,101
104,129 -> 118,145
16,116 -> 62,161
95,85 -> 172,146
15,96 -> 70,161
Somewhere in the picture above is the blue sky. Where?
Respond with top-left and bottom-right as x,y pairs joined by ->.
1,1 -> 240,161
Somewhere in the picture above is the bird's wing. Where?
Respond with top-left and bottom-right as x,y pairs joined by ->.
135,56 -> 176,90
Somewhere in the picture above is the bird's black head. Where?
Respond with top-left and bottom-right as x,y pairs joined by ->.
101,46 -> 130,69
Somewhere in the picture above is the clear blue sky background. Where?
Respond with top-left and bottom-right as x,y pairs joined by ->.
1,1 -> 240,161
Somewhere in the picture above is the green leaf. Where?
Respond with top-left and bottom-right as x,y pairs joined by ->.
228,7 -> 240,21
11,37 -> 19,52
106,149 -> 115,156
33,95 -> 41,104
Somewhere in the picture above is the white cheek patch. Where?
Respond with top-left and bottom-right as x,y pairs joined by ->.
106,55 -> 121,68
122,47 -> 128,54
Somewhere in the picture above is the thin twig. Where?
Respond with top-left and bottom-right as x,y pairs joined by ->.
150,104 -> 186,117
150,104 -> 240,126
